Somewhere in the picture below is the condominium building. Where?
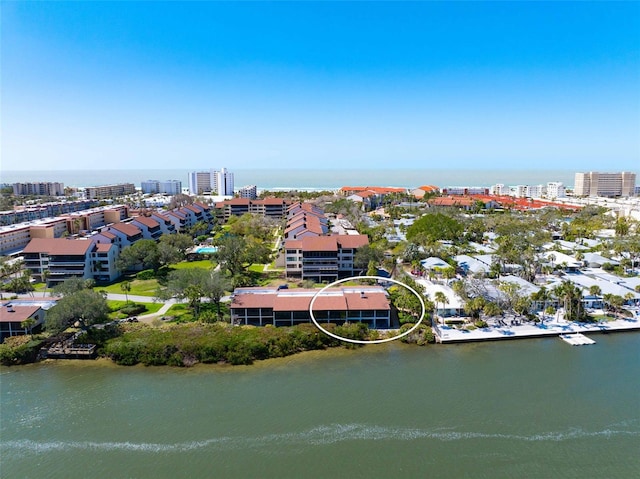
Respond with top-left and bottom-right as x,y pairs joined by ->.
238,185 -> 257,200
214,198 -> 291,222
214,168 -> 234,196
12,182 -> 65,196
490,184 -> 509,196
141,180 -> 182,195
546,182 -> 566,199
23,238 -> 95,285
85,183 -> 136,200
188,168 -> 234,196
188,171 -> 214,195
230,286 -> 391,328
574,172 -> 636,197
284,235 -> 369,282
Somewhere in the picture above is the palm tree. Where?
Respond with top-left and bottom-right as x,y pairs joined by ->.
589,285 -> 602,309
434,291 -> 447,325
120,280 -> 132,304
41,269 -> 50,297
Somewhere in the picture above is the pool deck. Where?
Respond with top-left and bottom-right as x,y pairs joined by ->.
434,313 -> 640,343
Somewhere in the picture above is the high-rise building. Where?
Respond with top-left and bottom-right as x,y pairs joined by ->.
546,182 -> 566,199
142,180 -> 182,195
574,172 -> 636,197
238,185 -> 257,199
214,168 -> 234,196
188,171 -> 214,195
85,184 -> 136,200
12,182 -> 65,196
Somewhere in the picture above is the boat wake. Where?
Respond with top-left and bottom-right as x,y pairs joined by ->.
3,421 -> 639,456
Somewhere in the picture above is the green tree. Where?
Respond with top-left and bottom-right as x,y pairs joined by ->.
45,289 -> 110,333
205,270 -> 232,321
406,213 -> 463,244
116,240 -> 161,272
120,280 -> 132,303
354,244 -> 384,270
214,234 -> 271,279
434,291 -> 447,325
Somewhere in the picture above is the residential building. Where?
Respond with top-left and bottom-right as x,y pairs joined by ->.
574,172 -> 636,197
90,243 -> 119,283
85,183 -> 136,200
12,182 -> 65,196
0,303 -> 46,342
230,286 -> 391,328
23,238 -> 95,285
546,182 -> 566,199
284,234 -> 369,282
141,180 -> 183,195
490,184 -> 509,196
214,198 -> 291,222
411,185 -> 440,199
0,199 -> 100,226
238,185 -> 258,199
214,168 -> 234,196
130,216 -> 162,240
188,171 -> 215,195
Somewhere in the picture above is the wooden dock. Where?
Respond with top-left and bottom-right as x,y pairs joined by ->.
559,333 -> 596,346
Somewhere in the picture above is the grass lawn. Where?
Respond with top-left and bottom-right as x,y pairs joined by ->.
98,279 -> 159,297
107,300 -> 164,319
170,260 -> 216,270
248,264 -> 265,273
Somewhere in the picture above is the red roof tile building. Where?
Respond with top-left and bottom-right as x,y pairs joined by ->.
0,303 -> 46,342
230,286 -> 391,328
284,234 -> 369,282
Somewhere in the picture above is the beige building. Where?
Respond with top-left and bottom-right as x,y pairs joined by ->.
574,172 -> 636,197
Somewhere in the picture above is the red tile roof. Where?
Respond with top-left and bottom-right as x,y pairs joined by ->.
110,222 -> 142,238
132,216 -> 160,228
0,305 -> 41,323
334,235 -> 369,248
95,243 -> 114,253
231,288 -> 389,312
23,238 -> 94,255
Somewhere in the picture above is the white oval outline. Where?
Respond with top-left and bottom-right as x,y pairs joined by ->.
309,276 -> 426,344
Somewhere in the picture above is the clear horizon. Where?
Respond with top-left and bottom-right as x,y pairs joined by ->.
2,2 -> 639,172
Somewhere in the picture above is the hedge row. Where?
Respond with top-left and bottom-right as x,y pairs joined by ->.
103,322 -> 371,367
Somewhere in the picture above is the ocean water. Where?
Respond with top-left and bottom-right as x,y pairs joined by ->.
0,168 -> 586,190
1,334 -> 639,478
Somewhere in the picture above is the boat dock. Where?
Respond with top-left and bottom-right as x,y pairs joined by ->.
559,333 -> 596,346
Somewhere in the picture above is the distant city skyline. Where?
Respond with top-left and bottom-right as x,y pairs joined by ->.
2,1 -> 639,172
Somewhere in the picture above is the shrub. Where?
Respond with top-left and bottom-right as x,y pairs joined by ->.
0,336 -> 44,365
136,270 -> 155,280
120,304 -> 147,316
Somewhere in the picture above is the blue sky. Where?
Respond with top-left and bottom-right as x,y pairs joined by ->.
2,1 -> 639,171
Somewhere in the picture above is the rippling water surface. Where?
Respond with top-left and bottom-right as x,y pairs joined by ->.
2,334 -> 639,478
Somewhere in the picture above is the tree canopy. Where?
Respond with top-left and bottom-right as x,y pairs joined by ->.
406,213 -> 463,244
46,288 -> 110,333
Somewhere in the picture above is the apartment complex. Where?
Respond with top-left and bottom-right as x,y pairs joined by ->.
85,183 -> 136,200
188,168 -> 234,196
238,185 -> 258,199
214,198 -> 291,222
214,168 -> 234,196
0,199 -> 101,226
574,172 -> 636,197
12,182 -> 65,196
230,286 -> 391,328
284,235 -> 369,282
0,205 -> 128,256
141,180 -> 182,195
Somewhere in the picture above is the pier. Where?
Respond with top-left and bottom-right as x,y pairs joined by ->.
559,333 -> 596,346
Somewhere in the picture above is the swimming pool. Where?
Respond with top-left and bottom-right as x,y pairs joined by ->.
195,246 -> 218,254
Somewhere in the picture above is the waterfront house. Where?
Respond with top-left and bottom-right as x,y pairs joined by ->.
230,286 -> 391,328
0,303 -> 46,342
